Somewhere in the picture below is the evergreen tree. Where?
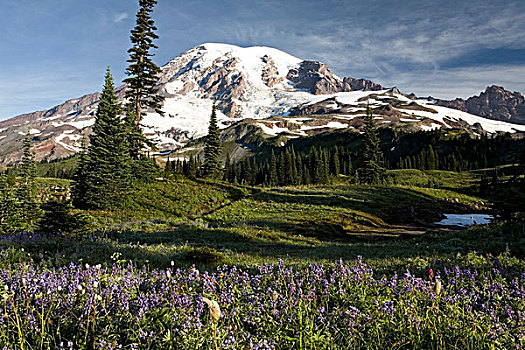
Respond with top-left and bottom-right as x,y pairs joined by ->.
0,172 -> 22,234
310,147 -> 321,183
427,145 -> 437,170
17,130 -> 41,230
202,102 -> 222,178
360,103 -> 385,184
320,149 -> 329,183
346,152 -> 353,175
38,199 -> 90,236
124,0 -> 165,159
74,68 -> 131,209
330,146 -> 340,175
241,158 -> 253,185
294,150 -> 303,185
71,135 -> 89,208
269,151 -> 278,187
187,156 -> 198,178
284,149 -> 293,185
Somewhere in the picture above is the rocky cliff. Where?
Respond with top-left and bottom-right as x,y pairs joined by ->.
435,85 -> 525,125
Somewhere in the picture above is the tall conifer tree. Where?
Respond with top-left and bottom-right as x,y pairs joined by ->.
74,68 -> 131,209
202,102 -> 222,178
360,103 -> 385,184
269,151 -> 278,187
71,135 -> 89,209
0,172 -> 22,234
124,0 -> 164,159
17,130 -> 41,230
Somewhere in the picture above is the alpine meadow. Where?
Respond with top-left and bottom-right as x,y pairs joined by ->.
0,0 -> 525,349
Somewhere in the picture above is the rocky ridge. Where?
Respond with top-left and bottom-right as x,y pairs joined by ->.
434,86 -> 525,125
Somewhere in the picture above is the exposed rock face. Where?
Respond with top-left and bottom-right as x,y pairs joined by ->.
261,55 -> 284,88
0,92 -> 101,128
286,61 -> 343,94
289,97 -> 342,116
201,57 -> 248,102
435,85 -> 525,125
342,77 -> 383,91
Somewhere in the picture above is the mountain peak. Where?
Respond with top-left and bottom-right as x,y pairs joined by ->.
1,43 -> 524,166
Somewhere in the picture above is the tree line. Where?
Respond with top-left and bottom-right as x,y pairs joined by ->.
167,104 -> 386,185
392,132 -> 524,171
166,118 -> 525,187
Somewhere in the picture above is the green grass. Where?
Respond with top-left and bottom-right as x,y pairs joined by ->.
388,169 -> 480,191
86,177 -> 255,231
5,172 -> 513,277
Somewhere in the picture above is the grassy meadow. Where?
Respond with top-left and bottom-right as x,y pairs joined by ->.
1,169 -> 524,349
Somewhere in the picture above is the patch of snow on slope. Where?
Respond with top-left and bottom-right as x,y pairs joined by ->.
154,98 -> 230,139
65,118 -> 95,129
300,121 -> 348,131
421,123 -> 442,131
256,123 -> 291,136
302,90 -> 389,108
335,115 -> 356,120
412,100 -> 525,133
285,117 -> 313,124
335,90 -> 389,105
42,115 -> 63,121
55,133 -> 82,152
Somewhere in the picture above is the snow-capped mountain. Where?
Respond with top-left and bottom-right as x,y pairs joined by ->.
1,43 -> 524,165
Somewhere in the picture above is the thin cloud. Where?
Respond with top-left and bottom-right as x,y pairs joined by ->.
113,12 -> 129,23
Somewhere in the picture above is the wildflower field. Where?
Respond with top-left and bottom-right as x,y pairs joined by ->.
1,175 -> 524,349
0,254 -> 524,349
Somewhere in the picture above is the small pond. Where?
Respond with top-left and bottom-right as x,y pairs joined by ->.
434,214 -> 494,227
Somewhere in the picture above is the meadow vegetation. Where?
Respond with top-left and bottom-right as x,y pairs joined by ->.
1,167 -> 524,348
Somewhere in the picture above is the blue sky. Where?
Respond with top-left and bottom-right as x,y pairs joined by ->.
1,0 -> 525,120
